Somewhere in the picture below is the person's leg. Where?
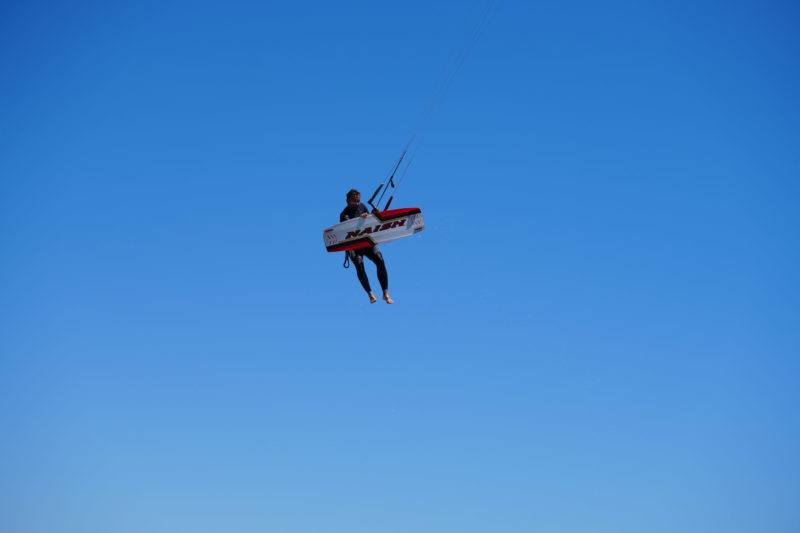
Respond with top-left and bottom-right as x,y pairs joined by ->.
350,250 -> 377,303
364,247 -> 393,304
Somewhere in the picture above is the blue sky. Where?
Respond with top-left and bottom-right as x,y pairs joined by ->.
1,1 -> 799,532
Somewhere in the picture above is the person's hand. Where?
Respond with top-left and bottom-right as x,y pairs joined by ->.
360,213 -> 369,218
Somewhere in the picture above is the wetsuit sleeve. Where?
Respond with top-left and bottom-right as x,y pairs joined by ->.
341,204 -> 368,221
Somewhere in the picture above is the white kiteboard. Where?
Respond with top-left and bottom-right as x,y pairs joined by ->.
323,208 -> 424,252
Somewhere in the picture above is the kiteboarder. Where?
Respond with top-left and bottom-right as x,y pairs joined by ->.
340,189 -> 394,304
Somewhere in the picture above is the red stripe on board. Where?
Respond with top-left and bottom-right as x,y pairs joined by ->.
373,207 -> 421,222
326,238 -> 375,253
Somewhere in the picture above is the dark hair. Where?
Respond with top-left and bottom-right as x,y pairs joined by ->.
346,189 -> 360,201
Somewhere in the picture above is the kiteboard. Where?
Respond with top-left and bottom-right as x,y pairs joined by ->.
323,208 -> 424,252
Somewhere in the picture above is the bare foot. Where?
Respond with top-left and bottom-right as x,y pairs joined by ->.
383,291 -> 394,304
368,291 -> 377,303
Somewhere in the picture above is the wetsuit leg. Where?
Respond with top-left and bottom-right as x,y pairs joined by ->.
348,250 -> 372,293
364,247 -> 388,291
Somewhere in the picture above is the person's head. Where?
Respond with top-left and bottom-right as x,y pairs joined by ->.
346,189 -> 361,206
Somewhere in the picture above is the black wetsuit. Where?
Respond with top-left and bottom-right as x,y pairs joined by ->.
340,203 -> 389,294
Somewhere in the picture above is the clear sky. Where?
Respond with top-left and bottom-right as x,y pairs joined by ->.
1,1 -> 799,532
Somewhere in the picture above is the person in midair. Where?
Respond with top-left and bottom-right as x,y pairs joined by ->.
340,189 -> 394,304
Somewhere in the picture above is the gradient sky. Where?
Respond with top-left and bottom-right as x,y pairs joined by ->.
2,1 -> 799,532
